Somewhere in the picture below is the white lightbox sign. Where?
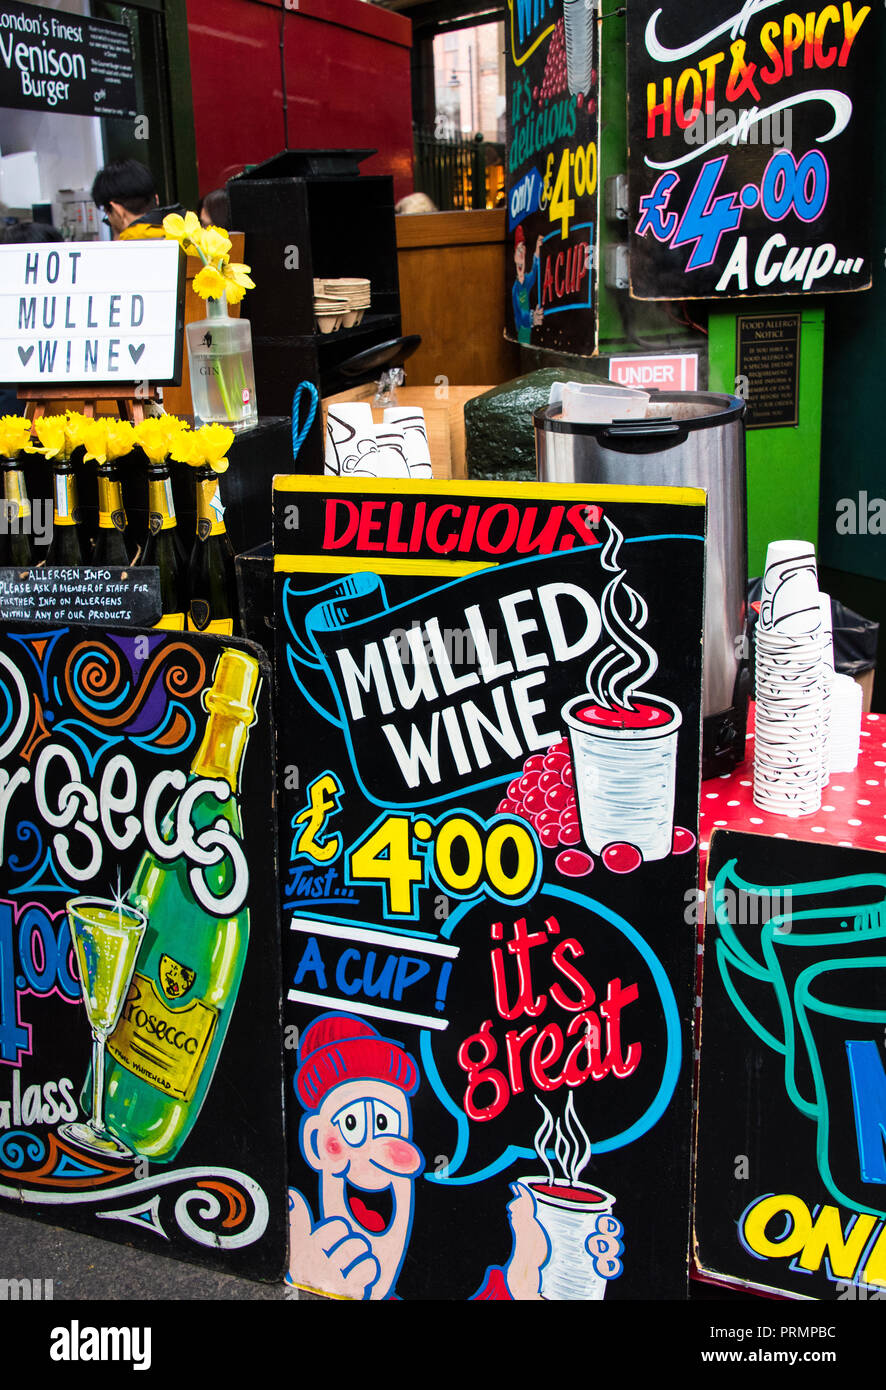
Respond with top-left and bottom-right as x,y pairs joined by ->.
0,240 -> 184,385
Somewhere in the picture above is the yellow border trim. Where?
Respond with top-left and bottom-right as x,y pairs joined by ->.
272,475 -> 707,507
274,555 -> 495,578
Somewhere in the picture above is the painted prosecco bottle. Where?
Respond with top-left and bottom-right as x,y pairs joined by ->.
101,649 -> 259,1162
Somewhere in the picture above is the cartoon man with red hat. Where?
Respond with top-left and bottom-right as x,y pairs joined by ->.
287,1012 -> 552,1300
287,1012 -> 425,1300
512,226 -> 544,345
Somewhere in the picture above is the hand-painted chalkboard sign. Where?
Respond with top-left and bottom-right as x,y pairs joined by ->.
626,0 -> 875,300
695,829 -> 886,1300
0,628 -> 286,1280
274,476 -> 705,1300
504,1 -> 600,354
0,0 -> 137,118
0,566 -> 161,626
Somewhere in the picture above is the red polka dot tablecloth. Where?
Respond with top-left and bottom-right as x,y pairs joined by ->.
698,703 -> 886,886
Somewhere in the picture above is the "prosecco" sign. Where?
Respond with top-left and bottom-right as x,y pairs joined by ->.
0,240 -> 184,386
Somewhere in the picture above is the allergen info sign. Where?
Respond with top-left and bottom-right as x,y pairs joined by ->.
0,241 -> 184,386
0,0 -> 136,117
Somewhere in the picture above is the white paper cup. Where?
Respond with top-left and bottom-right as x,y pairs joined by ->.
518,1176 -> 616,1301
325,403 -> 380,476
371,424 -> 412,478
563,695 -> 681,861
383,407 -> 433,478
829,673 -> 863,772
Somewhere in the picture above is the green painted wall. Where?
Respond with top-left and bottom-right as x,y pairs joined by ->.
708,306 -> 824,579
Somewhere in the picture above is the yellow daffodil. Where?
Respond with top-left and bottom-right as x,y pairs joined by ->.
81,418 -> 109,465
201,226 -> 232,262
31,415 -> 67,460
64,411 -> 89,456
222,261 -> 255,304
196,424 -> 233,472
104,419 -> 136,461
162,211 -> 202,244
170,430 -> 199,467
172,423 -> 232,473
134,417 -> 176,464
193,265 -> 228,300
0,416 -> 33,459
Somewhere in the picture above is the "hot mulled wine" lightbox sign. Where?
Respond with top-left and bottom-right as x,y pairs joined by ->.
0,240 -> 184,386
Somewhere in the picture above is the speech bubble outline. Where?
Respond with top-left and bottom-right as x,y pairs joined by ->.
421,881 -> 682,1186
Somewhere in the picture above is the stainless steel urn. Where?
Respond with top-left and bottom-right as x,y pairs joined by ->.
534,390 -> 749,779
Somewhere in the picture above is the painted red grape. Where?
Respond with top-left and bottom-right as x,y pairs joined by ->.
601,842 -> 642,874
672,826 -> 697,854
556,849 -> 594,876
558,821 -> 581,846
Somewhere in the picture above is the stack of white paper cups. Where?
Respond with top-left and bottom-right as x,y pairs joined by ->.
754,541 -> 829,817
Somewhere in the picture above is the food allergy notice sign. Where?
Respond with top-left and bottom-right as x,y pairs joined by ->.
737,313 -> 800,427
626,0 -> 875,299
0,0 -> 136,117
273,476 -> 706,1301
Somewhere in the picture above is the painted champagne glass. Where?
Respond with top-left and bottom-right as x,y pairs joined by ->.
59,895 -> 147,1158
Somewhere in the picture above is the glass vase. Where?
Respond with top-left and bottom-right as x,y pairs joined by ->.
186,296 -> 258,432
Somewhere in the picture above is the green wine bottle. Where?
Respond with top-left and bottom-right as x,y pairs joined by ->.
92,462 -> 130,566
102,649 -> 259,1162
44,458 -> 83,565
187,466 -> 239,635
0,457 -> 35,567
140,462 -> 187,630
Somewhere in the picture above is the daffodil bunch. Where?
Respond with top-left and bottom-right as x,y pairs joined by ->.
133,415 -> 191,466
161,212 -> 255,305
0,415 -> 33,460
171,423 -> 234,475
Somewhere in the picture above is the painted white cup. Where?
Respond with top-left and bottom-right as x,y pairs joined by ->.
519,1176 -> 618,1301
563,694 -> 681,861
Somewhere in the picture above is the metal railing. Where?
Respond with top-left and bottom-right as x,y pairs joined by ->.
412,126 -> 489,211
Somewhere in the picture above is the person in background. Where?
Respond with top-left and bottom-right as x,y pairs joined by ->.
91,159 -> 184,240
0,219 -> 65,414
197,188 -> 231,228
395,192 -> 437,214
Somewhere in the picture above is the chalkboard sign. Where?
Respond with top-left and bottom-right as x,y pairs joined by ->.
626,0 -> 875,300
695,829 -> 886,1300
504,1 -> 600,354
0,566 -> 161,626
0,242 -> 184,387
0,627 -> 287,1281
274,476 -> 705,1300
0,0 -> 137,117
